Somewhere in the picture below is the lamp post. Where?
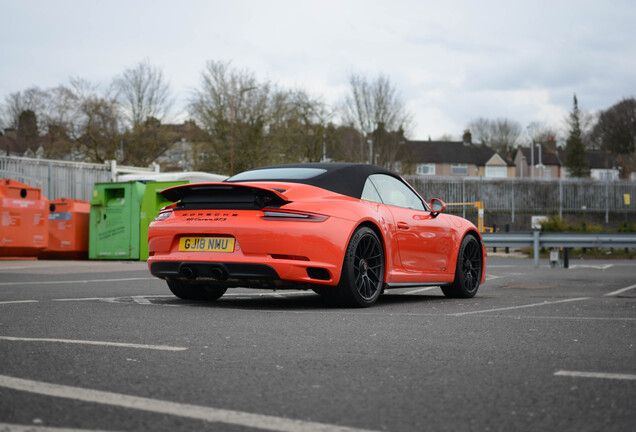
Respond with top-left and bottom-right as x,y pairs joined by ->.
230,86 -> 256,175
322,133 -> 327,162
536,143 -> 542,179
527,123 -> 535,180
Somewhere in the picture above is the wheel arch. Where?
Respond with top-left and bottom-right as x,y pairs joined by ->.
446,228 -> 484,276
456,228 -> 486,285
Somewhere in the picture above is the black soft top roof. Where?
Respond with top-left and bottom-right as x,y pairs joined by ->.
225,163 -> 401,199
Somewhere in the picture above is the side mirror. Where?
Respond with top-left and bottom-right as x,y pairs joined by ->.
429,198 -> 446,214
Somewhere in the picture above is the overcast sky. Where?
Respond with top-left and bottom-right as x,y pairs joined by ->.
1,0 -> 634,141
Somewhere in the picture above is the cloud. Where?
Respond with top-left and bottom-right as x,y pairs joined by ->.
1,0 -> 635,141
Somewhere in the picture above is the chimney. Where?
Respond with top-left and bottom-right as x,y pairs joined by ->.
546,135 -> 557,153
462,129 -> 472,146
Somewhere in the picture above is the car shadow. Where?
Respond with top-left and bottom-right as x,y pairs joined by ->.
152,290 -> 449,311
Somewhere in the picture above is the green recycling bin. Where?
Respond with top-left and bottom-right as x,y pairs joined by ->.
139,180 -> 188,261
89,181 -> 146,260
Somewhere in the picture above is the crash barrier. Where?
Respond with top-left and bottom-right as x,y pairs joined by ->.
0,179 -> 49,258
89,181 -> 188,260
40,198 -> 90,260
482,232 -> 636,267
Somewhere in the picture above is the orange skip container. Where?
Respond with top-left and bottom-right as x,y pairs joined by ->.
40,198 -> 90,260
0,179 -> 49,258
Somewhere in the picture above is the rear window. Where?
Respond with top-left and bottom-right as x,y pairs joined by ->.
227,168 -> 327,182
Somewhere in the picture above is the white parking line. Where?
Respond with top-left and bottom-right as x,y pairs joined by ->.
0,264 -> 62,271
401,287 -> 439,295
486,272 -> 525,280
0,375 -> 379,432
0,300 -> 38,305
41,296 -> 636,322
223,291 -> 312,297
0,277 -> 155,286
53,295 -> 174,302
603,284 -> 636,297
451,297 -> 591,316
0,422 -> 120,432
53,293 -> 314,303
568,264 -> 615,270
0,336 -> 187,352
555,370 -> 636,381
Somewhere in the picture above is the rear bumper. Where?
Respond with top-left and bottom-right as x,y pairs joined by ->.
149,260 -> 329,289
151,260 -> 278,281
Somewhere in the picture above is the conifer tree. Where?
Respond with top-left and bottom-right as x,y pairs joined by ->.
565,95 -> 590,177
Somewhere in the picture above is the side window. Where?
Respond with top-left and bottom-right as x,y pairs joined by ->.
361,178 -> 383,204
368,174 -> 425,211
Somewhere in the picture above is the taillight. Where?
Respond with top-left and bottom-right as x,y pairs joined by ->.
261,210 -> 328,222
271,254 -> 310,261
154,209 -> 173,221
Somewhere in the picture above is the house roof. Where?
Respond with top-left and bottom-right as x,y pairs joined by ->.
586,151 -> 619,170
405,140 -> 513,166
517,146 -> 563,166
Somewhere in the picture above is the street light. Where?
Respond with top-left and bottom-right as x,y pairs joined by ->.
527,123 -> 536,180
536,143 -> 543,179
230,86 -> 256,175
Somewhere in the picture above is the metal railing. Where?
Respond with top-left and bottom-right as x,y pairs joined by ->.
0,156 -> 159,201
482,232 -> 636,267
405,176 -> 636,221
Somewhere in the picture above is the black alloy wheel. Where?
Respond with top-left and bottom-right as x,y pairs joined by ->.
337,226 -> 385,307
442,235 -> 482,298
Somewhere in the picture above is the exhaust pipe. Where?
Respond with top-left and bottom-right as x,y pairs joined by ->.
180,266 -> 196,279
209,266 -> 228,281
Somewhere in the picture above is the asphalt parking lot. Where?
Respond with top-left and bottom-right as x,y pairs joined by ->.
0,257 -> 634,432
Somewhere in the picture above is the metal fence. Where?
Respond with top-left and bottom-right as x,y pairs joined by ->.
0,156 -> 158,201
1,157 -> 634,215
405,175 -> 636,219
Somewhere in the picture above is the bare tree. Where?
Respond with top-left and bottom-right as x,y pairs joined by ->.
2,87 -> 49,130
467,117 -> 522,156
590,97 -> 636,154
41,85 -> 79,131
268,89 -> 333,163
341,73 -> 412,166
63,78 -> 123,163
189,61 -> 275,174
525,121 -> 561,147
122,117 -> 179,166
113,60 -> 172,127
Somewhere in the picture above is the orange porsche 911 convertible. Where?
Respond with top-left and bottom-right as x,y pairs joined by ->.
147,163 -> 486,307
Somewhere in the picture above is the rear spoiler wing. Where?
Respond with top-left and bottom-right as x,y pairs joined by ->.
160,182 -> 290,210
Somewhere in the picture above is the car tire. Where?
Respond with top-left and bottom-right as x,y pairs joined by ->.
167,280 -> 228,301
337,226 -> 385,307
442,234 -> 482,298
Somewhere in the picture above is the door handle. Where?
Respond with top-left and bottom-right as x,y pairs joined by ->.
397,222 -> 410,230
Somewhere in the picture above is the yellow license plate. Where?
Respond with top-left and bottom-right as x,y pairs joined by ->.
179,237 -> 235,252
